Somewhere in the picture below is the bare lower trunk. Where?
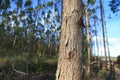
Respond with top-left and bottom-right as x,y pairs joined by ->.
56,0 -> 84,80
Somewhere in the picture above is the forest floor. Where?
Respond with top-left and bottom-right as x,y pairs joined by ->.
0,57 -> 120,80
90,63 -> 120,80
1,64 -> 120,80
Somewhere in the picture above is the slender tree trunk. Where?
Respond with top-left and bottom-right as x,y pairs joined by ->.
100,0 -> 112,74
100,0 -> 107,72
105,26 -> 112,73
96,28 -> 100,69
56,0 -> 84,80
93,16 -> 100,69
84,0 -> 91,76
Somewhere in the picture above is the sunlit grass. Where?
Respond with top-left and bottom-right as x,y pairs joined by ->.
0,56 -> 9,64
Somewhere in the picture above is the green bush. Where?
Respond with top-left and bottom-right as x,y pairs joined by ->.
97,70 -> 104,78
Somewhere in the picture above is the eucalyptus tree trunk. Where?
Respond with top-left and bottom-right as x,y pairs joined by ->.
56,0 -> 84,80
95,23 -> 100,69
84,0 -> 91,76
100,0 -> 112,74
100,0 -> 107,71
93,15 -> 100,69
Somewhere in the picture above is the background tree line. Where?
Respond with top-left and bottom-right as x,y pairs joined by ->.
0,0 -> 61,79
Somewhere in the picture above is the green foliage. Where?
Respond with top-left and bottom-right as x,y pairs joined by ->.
88,0 -> 96,5
27,7 -> 34,11
42,10 -> 45,15
0,71 -> 4,78
55,14 -> 61,22
109,0 -> 120,13
16,0 -> 22,8
0,0 -> 10,9
25,0 -> 32,6
97,70 -> 105,78
47,1 -> 53,7
40,4 -> 45,9
55,5 -> 58,12
28,58 -> 57,73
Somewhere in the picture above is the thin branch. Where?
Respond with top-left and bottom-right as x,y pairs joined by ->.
12,64 -> 28,75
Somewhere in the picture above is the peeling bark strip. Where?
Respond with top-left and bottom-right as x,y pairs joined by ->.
56,0 -> 84,80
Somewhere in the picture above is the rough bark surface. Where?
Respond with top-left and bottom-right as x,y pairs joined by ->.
56,0 -> 84,80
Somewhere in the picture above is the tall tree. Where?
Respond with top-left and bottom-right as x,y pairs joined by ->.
56,0 -> 84,80
93,15 -> 100,69
100,0 -> 107,72
84,0 -> 91,76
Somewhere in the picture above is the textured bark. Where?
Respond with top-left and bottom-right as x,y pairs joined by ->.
56,0 -> 84,80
